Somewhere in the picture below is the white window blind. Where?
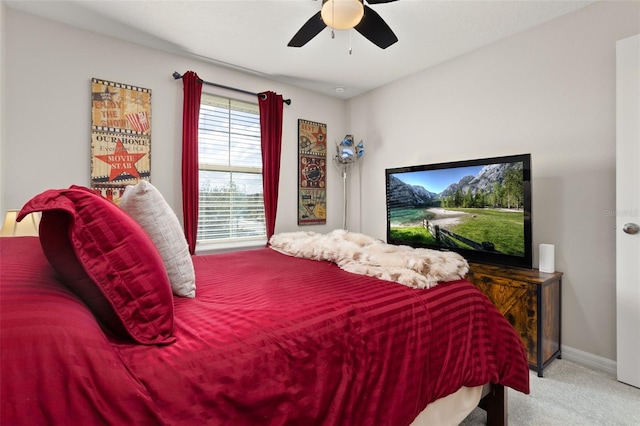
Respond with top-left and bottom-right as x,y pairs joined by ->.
197,93 -> 265,243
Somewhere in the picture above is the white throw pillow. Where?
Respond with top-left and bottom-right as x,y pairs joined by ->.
120,180 -> 196,298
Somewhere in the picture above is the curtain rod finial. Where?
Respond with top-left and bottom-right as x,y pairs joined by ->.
172,72 -> 182,80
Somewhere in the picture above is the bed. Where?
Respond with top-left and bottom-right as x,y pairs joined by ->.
0,185 -> 530,425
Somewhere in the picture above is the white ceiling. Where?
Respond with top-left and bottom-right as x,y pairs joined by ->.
4,0 -> 597,99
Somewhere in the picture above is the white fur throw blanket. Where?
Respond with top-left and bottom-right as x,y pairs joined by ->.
269,229 -> 469,289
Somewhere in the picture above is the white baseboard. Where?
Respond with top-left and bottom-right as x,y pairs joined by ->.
561,345 -> 617,376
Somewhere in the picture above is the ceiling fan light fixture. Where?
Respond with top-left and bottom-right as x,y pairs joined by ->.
321,0 -> 364,30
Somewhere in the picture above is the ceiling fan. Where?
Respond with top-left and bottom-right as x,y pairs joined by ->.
288,0 -> 399,49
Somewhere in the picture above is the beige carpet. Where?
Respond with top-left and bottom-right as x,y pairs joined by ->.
460,359 -> 640,425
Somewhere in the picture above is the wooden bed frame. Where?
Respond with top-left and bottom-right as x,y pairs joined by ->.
480,383 -> 508,426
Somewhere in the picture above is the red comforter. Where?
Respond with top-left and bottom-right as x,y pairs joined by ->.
1,237 -> 529,425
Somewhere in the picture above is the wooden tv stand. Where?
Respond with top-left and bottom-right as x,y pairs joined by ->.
466,263 -> 563,377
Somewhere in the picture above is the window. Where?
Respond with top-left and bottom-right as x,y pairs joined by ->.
197,93 -> 265,245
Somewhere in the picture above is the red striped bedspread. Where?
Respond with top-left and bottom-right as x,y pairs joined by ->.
1,237 -> 529,426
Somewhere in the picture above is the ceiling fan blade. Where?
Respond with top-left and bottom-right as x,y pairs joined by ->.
366,0 -> 398,4
355,5 -> 398,49
288,11 -> 326,47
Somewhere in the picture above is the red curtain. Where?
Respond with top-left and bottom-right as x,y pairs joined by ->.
258,92 -> 284,243
181,71 -> 203,254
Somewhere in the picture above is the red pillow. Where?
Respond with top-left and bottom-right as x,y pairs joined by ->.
18,186 -> 176,345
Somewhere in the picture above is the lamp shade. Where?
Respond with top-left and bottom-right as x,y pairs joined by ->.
334,135 -> 364,166
0,210 -> 41,237
321,0 -> 364,30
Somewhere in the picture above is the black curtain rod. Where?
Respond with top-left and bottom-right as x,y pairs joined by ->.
172,72 -> 291,105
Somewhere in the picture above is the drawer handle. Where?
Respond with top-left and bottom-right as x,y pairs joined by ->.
623,223 -> 639,235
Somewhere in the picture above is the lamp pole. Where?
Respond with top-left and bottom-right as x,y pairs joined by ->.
334,135 -> 364,231
341,166 -> 348,230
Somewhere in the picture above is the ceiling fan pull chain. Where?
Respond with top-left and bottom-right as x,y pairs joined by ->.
331,0 -> 335,39
349,29 -> 353,55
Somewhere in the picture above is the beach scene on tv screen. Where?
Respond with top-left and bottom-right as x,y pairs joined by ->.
388,162 -> 525,256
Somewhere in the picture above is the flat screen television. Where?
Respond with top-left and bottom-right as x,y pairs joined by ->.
385,153 -> 532,269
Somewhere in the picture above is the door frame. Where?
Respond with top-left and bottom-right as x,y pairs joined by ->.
615,33 -> 640,388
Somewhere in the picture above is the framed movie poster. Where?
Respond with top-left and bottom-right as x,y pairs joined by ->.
298,119 -> 327,225
90,78 -> 151,202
